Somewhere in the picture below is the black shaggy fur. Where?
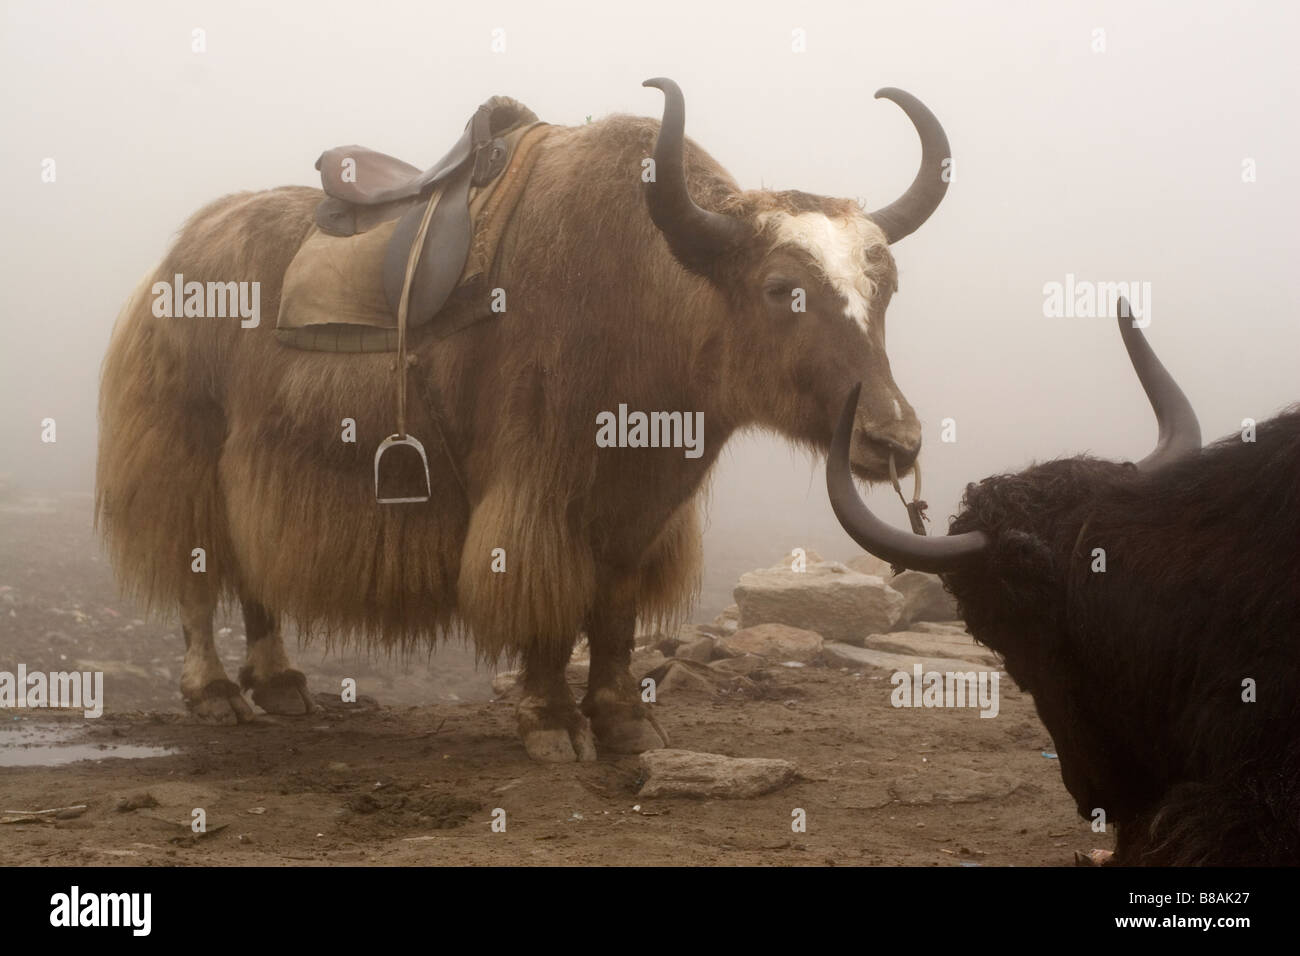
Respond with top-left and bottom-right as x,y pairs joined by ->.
943,408 -> 1300,865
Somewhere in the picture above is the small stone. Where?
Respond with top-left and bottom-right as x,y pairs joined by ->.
864,630 -> 1000,667
675,636 -> 715,663
491,671 -> 520,697
648,659 -> 717,696
115,792 -> 159,813
709,654 -> 766,677
638,749 -> 799,799
718,623 -> 823,662
820,642 -> 989,675
891,571 -> 960,627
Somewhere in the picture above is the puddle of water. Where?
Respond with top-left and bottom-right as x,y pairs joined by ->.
0,721 -> 176,767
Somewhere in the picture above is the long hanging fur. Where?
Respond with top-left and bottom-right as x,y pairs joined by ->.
942,410 -> 1300,864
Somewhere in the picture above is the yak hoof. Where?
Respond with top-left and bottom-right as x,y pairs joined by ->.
582,688 -> 670,754
598,716 -> 669,754
518,695 -> 598,763
186,679 -> 255,725
240,666 -> 316,716
523,726 -> 599,762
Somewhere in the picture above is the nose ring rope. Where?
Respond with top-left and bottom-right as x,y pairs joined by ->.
888,452 -> 930,536
886,453 -> 929,575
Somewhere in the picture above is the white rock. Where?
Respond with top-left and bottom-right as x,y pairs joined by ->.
891,570 -> 960,627
638,749 -> 798,799
845,553 -> 894,578
718,623 -> 823,662
697,604 -> 741,638
909,621 -> 969,636
734,559 -> 902,645
864,630 -> 1000,667
820,642 -> 990,674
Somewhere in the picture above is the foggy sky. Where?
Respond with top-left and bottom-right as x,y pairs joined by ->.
2,0 -> 1296,576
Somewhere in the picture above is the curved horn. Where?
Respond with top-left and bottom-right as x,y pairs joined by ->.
827,385 -> 988,573
642,78 -> 749,272
866,89 -> 952,244
1116,297 -> 1201,470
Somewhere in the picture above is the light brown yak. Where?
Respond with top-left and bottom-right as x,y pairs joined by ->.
96,78 -> 950,761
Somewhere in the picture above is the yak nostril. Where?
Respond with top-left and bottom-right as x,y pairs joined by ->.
863,434 -> 919,471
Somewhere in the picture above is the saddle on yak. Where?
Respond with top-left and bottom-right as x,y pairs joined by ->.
274,96 -> 551,504
275,96 -> 549,352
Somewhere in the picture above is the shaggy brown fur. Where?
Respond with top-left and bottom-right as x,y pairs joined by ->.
97,109 -> 929,754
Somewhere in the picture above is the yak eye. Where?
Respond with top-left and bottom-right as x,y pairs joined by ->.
764,278 -> 796,299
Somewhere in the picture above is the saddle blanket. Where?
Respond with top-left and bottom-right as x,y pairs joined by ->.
275,121 -> 552,352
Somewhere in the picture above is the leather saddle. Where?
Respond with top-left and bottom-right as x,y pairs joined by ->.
311,96 -> 539,333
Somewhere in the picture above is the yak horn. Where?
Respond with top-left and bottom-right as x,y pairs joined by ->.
1116,297 -> 1202,471
867,89 -> 952,244
827,384 -> 988,572
643,78 -> 749,273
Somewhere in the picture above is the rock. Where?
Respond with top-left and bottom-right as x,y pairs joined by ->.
653,626 -> 704,656
631,648 -> 667,680
909,621 -> 969,636
863,630 -> 1000,668
115,792 -> 159,813
891,570 -> 960,626
491,671 -> 520,697
846,553 -> 893,578
696,605 -> 741,639
675,636 -> 716,663
718,623 -> 823,662
643,658 -> 757,697
638,749 -> 799,799
821,642 -> 990,675
734,559 -> 902,645
709,654 -> 767,677
713,605 -> 741,636
644,659 -> 717,696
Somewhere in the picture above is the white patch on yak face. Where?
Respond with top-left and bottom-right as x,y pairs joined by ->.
757,211 -> 890,329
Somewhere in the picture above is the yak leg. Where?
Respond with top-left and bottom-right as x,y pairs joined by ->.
517,639 -> 597,762
237,599 -> 315,716
179,583 -> 252,725
581,589 -> 669,754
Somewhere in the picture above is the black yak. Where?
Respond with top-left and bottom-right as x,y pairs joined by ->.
827,301 -> 1300,864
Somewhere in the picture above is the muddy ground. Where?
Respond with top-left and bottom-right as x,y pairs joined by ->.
0,492 -> 1110,866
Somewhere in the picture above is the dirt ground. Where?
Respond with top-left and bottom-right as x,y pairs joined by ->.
0,492 -> 1111,866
